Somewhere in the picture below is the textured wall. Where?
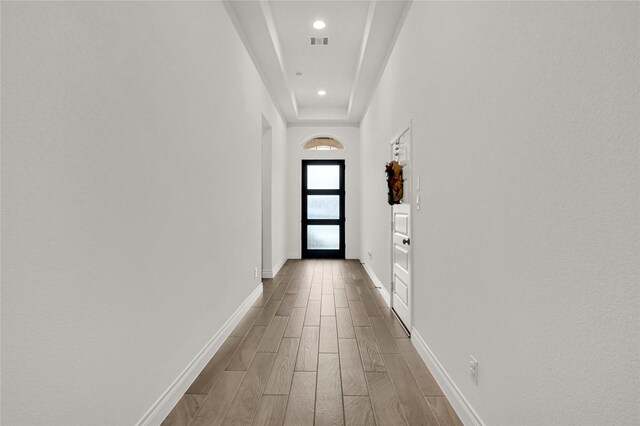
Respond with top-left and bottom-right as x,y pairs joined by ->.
1,2 -> 287,424
360,2 -> 639,424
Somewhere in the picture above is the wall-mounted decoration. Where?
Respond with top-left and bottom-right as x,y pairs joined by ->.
385,160 -> 403,205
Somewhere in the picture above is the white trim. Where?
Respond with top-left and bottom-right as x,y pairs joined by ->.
410,328 -> 486,426
135,284 -> 263,426
287,121 -> 359,128
360,259 -> 391,307
287,252 -> 301,260
262,255 -> 287,279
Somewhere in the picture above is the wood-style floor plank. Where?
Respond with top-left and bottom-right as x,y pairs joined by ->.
270,281 -> 290,302
309,284 -> 322,301
222,352 -> 276,425
276,293 -> 296,316
304,300 -> 321,326
339,339 -> 368,396
360,293 -> 382,316
190,371 -> 245,426
336,307 -> 355,338
295,326 -> 319,371
345,284 -> 361,301
354,279 -> 369,295
366,372 -> 407,426
334,288 -> 349,308
254,289 -> 275,308
380,308 -> 409,339
395,339 -> 443,396
283,372 -> 316,426
321,293 -> 336,316
283,307 -> 306,338
287,280 -> 301,294
252,395 -> 288,426
231,307 -> 263,337
354,327 -> 386,372
187,336 -> 242,394
161,394 -> 205,426
226,326 -> 268,371
315,353 -> 345,426
370,288 -> 388,308
344,396 -> 376,426
254,299 -> 280,326
349,300 -> 370,327
319,315 -> 338,353
382,353 -> 439,425
369,316 -> 400,353
322,280 -> 334,294
257,316 -> 288,353
264,338 -> 300,395
426,397 -> 463,426
294,288 -> 310,308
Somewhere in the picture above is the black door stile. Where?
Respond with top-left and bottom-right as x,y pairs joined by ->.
301,160 -> 345,259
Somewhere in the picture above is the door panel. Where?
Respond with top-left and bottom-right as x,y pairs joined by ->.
394,244 -> 409,273
302,160 -> 345,259
391,127 -> 411,331
307,225 -> 340,250
306,164 -> 341,189
307,195 -> 340,219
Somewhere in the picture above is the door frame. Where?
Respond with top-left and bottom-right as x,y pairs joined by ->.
301,159 -> 346,259
389,121 -> 413,334
260,114 -> 272,281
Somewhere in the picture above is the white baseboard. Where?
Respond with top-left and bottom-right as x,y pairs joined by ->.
262,255 -> 287,279
411,328 -> 486,426
136,284 -> 263,426
360,259 -> 390,306
287,252 -> 301,259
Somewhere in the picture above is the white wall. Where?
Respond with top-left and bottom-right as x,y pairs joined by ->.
360,2 -> 639,425
1,2 -> 287,425
287,126 -> 360,259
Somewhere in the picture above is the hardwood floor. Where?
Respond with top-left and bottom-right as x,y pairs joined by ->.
161,260 -> 462,426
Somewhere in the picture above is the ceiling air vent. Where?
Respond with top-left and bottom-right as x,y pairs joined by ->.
310,37 -> 329,46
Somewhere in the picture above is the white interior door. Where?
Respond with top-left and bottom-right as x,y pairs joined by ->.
391,126 -> 411,331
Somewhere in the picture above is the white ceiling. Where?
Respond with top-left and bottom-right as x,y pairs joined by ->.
224,1 -> 411,126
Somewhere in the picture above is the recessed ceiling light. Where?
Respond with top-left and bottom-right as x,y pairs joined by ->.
317,90 -> 326,96
313,20 -> 326,30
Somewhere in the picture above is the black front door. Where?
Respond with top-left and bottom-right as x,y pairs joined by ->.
301,160 -> 345,259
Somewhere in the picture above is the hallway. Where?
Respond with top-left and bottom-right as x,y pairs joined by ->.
162,260 -> 461,426
2,1 -> 638,425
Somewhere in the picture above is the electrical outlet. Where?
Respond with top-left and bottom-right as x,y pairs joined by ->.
469,356 -> 479,385
254,267 -> 258,278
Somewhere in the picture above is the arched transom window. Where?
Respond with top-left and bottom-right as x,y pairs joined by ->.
303,137 -> 344,151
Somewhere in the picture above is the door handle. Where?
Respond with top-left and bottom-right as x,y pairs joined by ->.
402,238 -> 411,245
